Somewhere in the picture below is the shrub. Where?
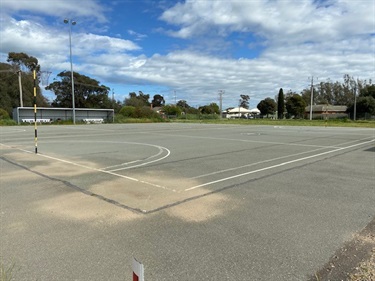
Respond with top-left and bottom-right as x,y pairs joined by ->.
139,106 -> 159,119
119,106 -> 136,117
0,119 -> 17,126
0,108 -> 10,120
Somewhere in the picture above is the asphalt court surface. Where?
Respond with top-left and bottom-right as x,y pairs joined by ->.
1,123 -> 375,280
1,123 -> 374,213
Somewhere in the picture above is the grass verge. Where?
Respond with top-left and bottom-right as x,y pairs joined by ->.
172,118 -> 375,128
0,261 -> 16,281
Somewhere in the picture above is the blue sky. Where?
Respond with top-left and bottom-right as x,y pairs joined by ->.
1,0 -> 374,109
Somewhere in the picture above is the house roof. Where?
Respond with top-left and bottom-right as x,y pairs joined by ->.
227,107 -> 260,113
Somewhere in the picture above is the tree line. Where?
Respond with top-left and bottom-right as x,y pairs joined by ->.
256,76 -> 375,119
1,52 -> 374,120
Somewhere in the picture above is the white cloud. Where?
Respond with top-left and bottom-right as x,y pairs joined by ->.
0,0 -> 374,108
0,16 -> 141,66
1,0 -> 108,23
160,0 -> 375,43
74,33 -> 140,55
128,30 -> 148,41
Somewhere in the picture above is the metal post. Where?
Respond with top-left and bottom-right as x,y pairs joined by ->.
354,85 -> 357,121
18,70 -> 23,107
218,90 -> 224,118
33,69 -> 38,154
64,19 -> 76,124
310,77 -> 314,121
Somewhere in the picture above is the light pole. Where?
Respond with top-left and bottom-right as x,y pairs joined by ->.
64,18 -> 76,124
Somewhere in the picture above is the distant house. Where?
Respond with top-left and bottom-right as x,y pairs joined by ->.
152,106 -> 166,118
152,106 -> 164,114
224,107 -> 260,119
305,105 -> 348,119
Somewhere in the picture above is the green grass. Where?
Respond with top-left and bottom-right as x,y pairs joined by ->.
2,116 -> 375,128
114,116 -> 167,123
171,118 -> 375,128
0,261 -> 16,281
0,119 -> 17,126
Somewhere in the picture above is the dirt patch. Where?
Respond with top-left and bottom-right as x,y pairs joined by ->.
165,191 -> 233,222
308,217 -> 375,281
35,191 -> 141,226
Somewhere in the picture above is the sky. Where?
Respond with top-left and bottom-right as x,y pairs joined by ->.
0,0 -> 374,109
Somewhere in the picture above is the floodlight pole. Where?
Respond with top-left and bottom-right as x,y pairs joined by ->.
64,18 -> 76,124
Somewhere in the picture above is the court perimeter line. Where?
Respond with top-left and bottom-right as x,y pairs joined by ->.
185,138 -> 375,191
38,153 -> 176,192
148,132 -> 342,149
0,143 -> 175,192
189,146 -> 330,180
189,136 -> 374,180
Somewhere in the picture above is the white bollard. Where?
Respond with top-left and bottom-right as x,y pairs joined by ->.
132,257 -> 144,281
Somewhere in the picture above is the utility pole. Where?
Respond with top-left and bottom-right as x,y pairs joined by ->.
17,70 -> 23,107
0,69 -> 23,107
218,90 -> 224,118
354,81 -> 357,121
309,76 -> 317,121
174,90 -> 177,105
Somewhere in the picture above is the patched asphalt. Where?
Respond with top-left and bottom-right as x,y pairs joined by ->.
1,123 -> 374,280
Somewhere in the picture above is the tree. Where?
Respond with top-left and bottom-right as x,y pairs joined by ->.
1,53 -> 48,116
277,88 -> 285,119
199,103 -> 220,114
300,75 -> 367,107
239,94 -> 250,109
347,84 -> 375,118
176,100 -> 190,109
7,52 -> 40,72
285,94 -> 306,118
124,91 -> 150,107
361,84 -> 375,99
163,104 -> 181,116
46,71 -> 111,108
151,94 -> 165,107
257,98 -> 276,117
355,96 -> 375,118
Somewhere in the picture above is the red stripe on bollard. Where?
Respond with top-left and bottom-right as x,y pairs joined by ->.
132,257 -> 144,281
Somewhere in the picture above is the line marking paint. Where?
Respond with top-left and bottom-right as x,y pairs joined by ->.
37,153 -> 176,192
0,142 -> 175,192
106,146 -> 170,172
184,138 -> 375,191
147,132 -> 342,149
189,136 -> 374,180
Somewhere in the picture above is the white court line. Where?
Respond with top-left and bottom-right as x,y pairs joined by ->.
21,139 -> 171,172
0,143 -> 175,192
189,136 -> 373,180
184,138 -> 375,191
189,146 -> 328,180
0,143 -> 32,153
36,153 -> 176,192
0,129 -> 26,134
148,132 -> 342,149
104,146 -> 170,172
